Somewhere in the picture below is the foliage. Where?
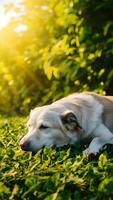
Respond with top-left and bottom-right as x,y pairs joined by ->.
0,0 -> 113,114
1,2 -> 113,199
1,117 -> 113,199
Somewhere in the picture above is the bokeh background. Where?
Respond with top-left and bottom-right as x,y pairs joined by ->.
0,0 -> 113,115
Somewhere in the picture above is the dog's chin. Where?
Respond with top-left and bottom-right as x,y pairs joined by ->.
22,148 -> 39,156
31,145 -> 46,156
31,143 -> 71,156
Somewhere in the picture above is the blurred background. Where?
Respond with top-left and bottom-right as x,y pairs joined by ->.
0,0 -> 113,115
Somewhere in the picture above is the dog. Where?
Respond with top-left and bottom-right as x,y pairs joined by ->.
19,92 -> 113,156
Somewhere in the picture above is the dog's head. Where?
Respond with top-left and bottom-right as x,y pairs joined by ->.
19,105 -> 83,154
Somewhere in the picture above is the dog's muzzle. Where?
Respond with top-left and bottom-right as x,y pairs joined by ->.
19,139 -> 31,151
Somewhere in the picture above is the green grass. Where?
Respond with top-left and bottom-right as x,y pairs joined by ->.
1,117 -> 113,200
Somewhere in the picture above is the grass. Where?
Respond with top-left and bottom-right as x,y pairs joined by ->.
0,117 -> 113,200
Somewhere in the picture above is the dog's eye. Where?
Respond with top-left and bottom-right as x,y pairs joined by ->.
39,124 -> 49,129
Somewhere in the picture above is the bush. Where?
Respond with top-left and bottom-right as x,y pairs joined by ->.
0,0 -> 113,114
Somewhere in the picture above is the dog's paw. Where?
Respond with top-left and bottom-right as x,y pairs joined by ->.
83,148 -> 98,157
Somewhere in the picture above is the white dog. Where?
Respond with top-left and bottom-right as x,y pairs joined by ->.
19,92 -> 113,156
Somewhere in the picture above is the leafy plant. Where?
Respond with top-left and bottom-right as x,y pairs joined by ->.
1,117 -> 113,199
0,0 -> 113,114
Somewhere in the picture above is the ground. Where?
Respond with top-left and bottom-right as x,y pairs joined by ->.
0,117 -> 113,200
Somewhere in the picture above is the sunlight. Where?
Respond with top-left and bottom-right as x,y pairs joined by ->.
0,9 -> 20,28
14,24 -> 27,33
0,12 -> 8,28
0,0 -> 24,28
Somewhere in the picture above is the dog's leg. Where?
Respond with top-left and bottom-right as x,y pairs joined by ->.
83,124 -> 113,156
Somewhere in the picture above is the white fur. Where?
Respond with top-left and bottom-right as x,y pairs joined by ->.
19,92 -> 113,156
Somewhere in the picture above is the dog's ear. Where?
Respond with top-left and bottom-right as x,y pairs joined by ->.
61,110 -> 82,131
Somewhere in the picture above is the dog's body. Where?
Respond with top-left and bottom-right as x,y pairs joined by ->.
20,92 -> 113,156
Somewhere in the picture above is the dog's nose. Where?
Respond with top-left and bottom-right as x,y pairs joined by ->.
19,140 -> 30,151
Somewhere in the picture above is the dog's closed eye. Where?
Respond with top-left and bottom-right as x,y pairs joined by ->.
39,124 -> 49,129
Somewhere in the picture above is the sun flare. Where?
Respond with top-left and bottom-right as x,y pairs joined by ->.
0,0 -> 23,28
